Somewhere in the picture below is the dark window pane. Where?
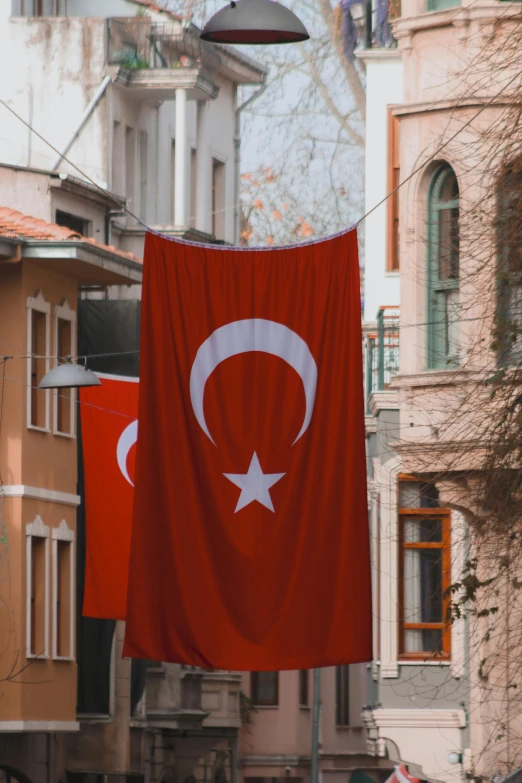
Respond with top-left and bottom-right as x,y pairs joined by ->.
404,628 -> 443,655
399,482 -> 439,509
251,671 -> 278,706
439,169 -> 459,202
403,517 -> 442,543
404,549 -> 443,623
438,206 -> 459,281
299,670 -> 308,706
335,665 -> 349,726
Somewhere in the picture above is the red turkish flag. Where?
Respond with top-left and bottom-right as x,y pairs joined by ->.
123,229 -> 371,670
386,765 -> 421,783
81,374 -> 139,620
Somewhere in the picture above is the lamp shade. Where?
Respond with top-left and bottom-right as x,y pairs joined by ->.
38,362 -> 102,390
200,0 -> 310,44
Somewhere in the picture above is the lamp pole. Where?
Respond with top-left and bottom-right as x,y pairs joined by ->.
311,668 -> 321,783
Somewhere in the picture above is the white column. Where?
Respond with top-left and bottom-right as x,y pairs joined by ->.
174,88 -> 189,227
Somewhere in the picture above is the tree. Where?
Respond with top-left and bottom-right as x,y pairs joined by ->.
162,0 -> 385,243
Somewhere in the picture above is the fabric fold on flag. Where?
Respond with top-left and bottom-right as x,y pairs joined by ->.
123,228 -> 371,670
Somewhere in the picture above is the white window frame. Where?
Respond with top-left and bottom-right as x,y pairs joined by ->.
26,515 -> 50,660
52,520 -> 75,661
372,456 -> 465,679
27,291 -> 51,433
53,300 -> 77,438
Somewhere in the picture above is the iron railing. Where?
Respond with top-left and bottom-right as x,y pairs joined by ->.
107,18 -> 220,72
348,0 -> 399,53
365,306 -> 400,411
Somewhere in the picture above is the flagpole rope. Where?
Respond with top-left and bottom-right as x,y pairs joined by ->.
0,369 -> 461,455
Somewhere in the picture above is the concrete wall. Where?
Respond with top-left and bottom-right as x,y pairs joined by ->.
361,53 -> 403,323
0,259 -> 79,727
240,666 -> 373,780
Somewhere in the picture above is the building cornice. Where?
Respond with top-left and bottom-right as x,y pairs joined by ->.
393,96 -> 517,118
355,48 -> 402,65
1,485 -> 81,507
370,708 -> 467,729
369,390 -> 400,416
21,241 -> 143,284
0,720 -> 79,732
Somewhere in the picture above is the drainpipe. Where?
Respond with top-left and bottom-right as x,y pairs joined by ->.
52,75 -> 111,171
105,208 -> 126,246
0,245 -> 22,264
234,81 -> 267,245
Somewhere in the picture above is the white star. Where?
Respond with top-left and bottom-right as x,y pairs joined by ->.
224,452 -> 286,513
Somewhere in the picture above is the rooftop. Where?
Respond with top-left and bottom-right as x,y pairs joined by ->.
0,206 -> 140,265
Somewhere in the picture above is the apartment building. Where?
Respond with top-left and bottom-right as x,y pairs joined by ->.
362,0 -> 522,779
0,1 -> 266,781
1,0 -> 266,252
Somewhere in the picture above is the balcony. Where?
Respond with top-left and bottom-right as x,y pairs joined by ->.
349,0 -> 399,52
107,18 -> 220,101
364,306 -> 400,413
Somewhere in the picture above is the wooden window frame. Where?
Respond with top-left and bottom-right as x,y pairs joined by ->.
26,516 -> 50,660
398,506 -> 451,661
427,164 -> 460,370
251,671 -> 279,706
53,299 -> 76,438
27,291 -> 51,433
52,521 -> 75,661
387,109 -> 400,273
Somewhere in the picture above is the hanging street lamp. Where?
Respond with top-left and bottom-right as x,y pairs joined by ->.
200,0 -> 310,45
38,358 -> 101,390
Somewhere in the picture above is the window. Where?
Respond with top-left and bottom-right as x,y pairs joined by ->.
299,669 -> 308,706
112,121 -> 123,194
335,665 -> 350,726
496,163 -> 522,363
27,291 -> 50,431
18,0 -> 43,15
426,0 -> 460,9
139,130 -> 148,222
54,300 -> 76,436
399,479 -> 451,659
52,521 -> 75,659
212,158 -> 226,239
125,126 -> 136,209
427,164 -> 460,369
190,147 -> 197,228
251,671 -> 278,706
26,516 -> 50,659
387,110 -> 400,272
55,210 -> 88,237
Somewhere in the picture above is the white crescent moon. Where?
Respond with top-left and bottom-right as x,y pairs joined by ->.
190,319 -> 317,447
117,419 -> 138,487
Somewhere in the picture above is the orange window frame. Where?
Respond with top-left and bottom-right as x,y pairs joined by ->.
387,109 -> 400,273
398,476 -> 451,661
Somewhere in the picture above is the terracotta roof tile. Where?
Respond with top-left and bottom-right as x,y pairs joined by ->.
0,207 -> 141,265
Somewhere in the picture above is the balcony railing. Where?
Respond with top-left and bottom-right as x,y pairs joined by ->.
365,306 -> 400,412
107,18 -> 220,72
347,0 -> 399,54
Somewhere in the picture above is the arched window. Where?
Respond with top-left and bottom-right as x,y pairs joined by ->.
496,162 -> 522,364
427,164 -> 460,369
